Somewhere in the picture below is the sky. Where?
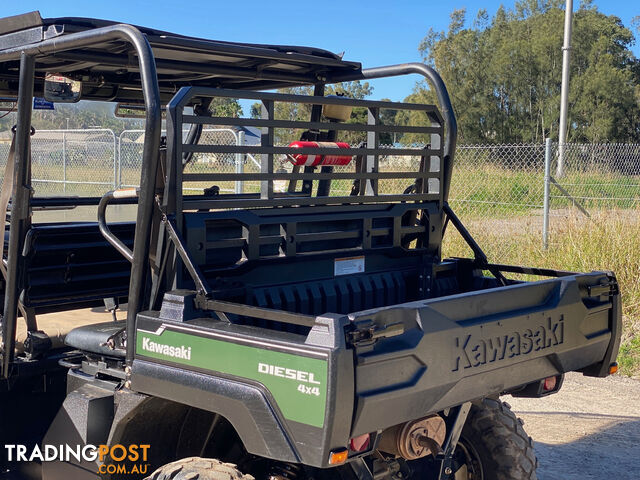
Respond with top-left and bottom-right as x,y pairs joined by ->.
3,1 -> 640,103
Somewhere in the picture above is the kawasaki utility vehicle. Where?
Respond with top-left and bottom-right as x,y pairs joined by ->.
0,11 -> 621,480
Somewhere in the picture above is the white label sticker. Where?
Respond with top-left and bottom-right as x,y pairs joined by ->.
334,256 -> 365,276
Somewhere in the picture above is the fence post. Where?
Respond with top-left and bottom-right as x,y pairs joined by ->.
118,129 -> 130,188
109,129 -> 117,189
62,130 -> 67,193
235,129 -> 245,194
543,138 -> 552,250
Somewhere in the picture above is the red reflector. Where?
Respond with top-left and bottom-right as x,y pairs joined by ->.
543,376 -> 557,392
349,433 -> 371,452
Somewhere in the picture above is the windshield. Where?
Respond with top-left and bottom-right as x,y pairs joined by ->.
0,100 -> 143,222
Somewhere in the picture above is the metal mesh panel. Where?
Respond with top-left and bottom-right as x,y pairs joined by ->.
169,88 -> 444,211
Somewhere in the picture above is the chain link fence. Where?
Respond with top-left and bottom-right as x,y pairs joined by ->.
551,143 -> 640,211
118,128 -> 241,191
450,143 -> 546,216
446,141 -> 640,259
0,126 -> 241,197
0,128 -> 117,197
443,143 -> 546,259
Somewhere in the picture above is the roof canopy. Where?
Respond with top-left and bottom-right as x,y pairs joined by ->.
0,12 -> 363,103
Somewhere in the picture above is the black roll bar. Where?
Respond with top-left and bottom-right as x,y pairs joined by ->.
0,24 -> 162,372
1,53 -> 35,377
358,63 -> 457,203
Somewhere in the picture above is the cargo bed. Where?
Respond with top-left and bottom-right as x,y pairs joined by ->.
130,260 -> 620,467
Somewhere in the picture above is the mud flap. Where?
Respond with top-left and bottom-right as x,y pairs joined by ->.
42,383 -> 115,480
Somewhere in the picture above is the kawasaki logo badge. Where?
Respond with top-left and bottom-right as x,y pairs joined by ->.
453,316 -> 565,372
136,327 -> 328,428
141,337 -> 192,360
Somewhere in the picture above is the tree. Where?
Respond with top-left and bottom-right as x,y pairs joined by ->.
250,81 -> 373,144
409,2 -> 640,144
208,97 -> 242,118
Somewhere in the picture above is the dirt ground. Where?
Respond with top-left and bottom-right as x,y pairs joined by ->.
508,372 -> 640,480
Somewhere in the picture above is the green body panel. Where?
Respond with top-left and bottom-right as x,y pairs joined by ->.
136,327 -> 328,427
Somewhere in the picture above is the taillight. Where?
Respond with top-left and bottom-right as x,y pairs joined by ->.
543,376 -> 557,392
349,433 -> 371,453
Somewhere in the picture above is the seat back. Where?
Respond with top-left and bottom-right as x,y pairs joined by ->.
15,222 -> 134,311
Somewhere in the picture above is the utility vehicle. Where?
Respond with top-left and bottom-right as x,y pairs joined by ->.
0,11 -> 621,480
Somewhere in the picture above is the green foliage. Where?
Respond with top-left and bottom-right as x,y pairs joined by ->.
409,2 -> 640,144
250,81 -> 373,144
208,97 -> 243,118
619,336 -> 640,377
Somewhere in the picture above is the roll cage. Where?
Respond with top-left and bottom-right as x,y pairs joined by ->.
0,11 -> 457,376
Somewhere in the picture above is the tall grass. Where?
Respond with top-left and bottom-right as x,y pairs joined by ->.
444,210 -> 640,377
449,164 -> 640,219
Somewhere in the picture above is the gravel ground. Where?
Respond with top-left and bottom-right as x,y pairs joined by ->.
507,372 -> 640,480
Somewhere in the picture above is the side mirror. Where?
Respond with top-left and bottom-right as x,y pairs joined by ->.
114,103 -> 146,118
44,74 -> 81,103
114,103 -> 192,119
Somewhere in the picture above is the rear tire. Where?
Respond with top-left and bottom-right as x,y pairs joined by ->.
145,457 -> 255,480
451,398 -> 538,480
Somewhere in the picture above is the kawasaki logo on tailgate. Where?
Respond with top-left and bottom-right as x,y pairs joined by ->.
453,316 -> 564,371
136,327 -> 328,428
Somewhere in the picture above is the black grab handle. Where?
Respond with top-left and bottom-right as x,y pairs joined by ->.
97,188 -> 139,263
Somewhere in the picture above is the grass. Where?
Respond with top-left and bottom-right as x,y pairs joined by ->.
444,210 -> 640,377
449,164 -> 640,218
619,336 -> 640,375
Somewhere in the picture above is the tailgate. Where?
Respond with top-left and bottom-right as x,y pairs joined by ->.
348,271 -> 621,436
